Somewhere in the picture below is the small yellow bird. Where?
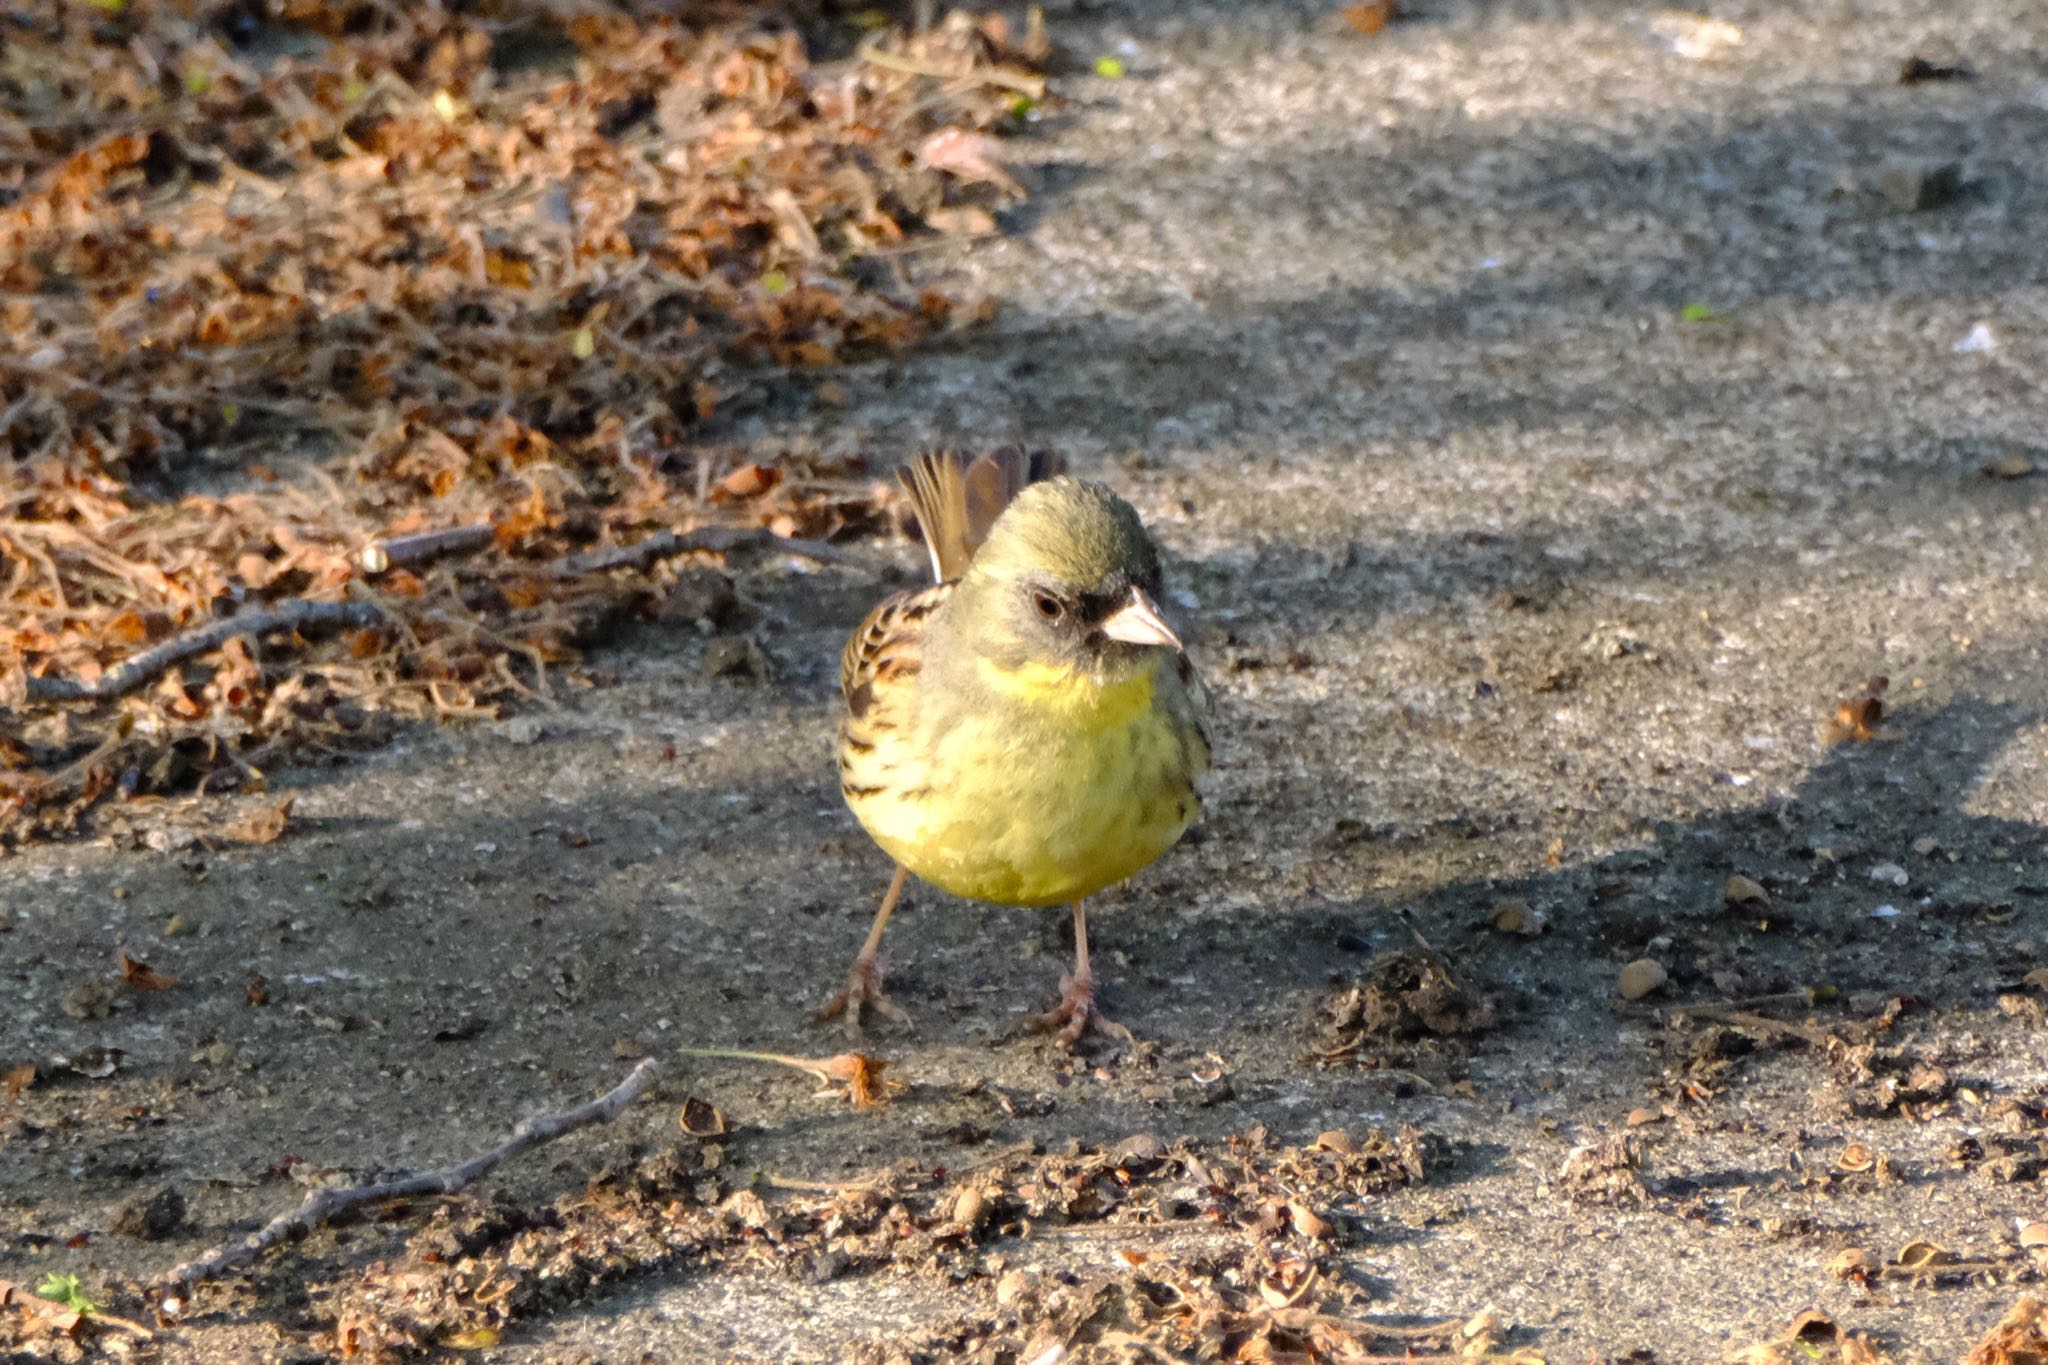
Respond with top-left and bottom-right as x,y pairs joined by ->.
821,448 -> 1210,1045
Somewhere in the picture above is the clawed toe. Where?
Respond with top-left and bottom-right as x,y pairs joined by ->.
1027,970 -> 1132,1048
816,956 -> 912,1038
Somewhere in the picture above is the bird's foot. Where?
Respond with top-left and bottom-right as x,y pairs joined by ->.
1026,968 -> 1133,1049
815,955 -> 912,1038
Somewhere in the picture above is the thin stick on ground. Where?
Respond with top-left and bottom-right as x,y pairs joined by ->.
148,1058 -> 658,1308
355,523 -> 496,574
25,599 -> 384,703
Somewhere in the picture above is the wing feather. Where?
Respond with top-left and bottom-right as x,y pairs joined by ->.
840,581 -> 947,719
899,446 -> 1066,583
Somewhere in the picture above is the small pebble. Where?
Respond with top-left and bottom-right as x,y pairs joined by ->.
1618,958 -> 1668,1001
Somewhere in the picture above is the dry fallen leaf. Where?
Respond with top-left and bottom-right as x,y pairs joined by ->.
1789,1310 -> 1842,1344
1968,1297 -> 2048,1365
1825,676 -> 1889,745
714,463 -> 783,501
840,1053 -> 901,1109
117,950 -> 180,992
678,1096 -> 728,1137
1287,1201 -> 1332,1239
1256,1256 -> 1318,1310
917,128 -> 1025,195
1340,0 -> 1397,35
224,797 -> 294,845
1895,1239 -> 1956,1270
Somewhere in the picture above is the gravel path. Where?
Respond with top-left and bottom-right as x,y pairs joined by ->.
7,2 -> 2048,1360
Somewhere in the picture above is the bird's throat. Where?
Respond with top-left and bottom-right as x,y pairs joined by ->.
972,655 -> 1156,731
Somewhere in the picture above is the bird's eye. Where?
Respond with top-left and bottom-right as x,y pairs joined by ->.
1031,590 -> 1064,621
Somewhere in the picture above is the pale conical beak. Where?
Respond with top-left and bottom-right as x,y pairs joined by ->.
1100,587 -> 1183,651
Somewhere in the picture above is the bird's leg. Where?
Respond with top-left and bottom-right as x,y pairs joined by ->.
1028,900 -> 1133,1047
816,864 -> 913,1037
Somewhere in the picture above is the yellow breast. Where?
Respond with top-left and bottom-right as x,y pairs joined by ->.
846,656 -> 1201,908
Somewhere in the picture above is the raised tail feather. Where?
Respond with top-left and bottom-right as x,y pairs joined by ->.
900,447 -> 1067,583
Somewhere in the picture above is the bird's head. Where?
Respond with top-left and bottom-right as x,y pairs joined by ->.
952,477 -> 1182,681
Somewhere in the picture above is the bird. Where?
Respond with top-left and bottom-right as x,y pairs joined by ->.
820,447 -> 1210,1045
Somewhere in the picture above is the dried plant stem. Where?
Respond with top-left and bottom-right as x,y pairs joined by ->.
857,42 -> 1046,96
25,600 -> 383,703
149,1059 -> 658,1305
758,1169 -> 896,1194
679,1046 -> 902,1107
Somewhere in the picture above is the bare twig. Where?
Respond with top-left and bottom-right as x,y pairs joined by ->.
24,600 -> 383,703
355,523 -> 496,574
149,1058 -> 658,1306
556,526 -> 873,575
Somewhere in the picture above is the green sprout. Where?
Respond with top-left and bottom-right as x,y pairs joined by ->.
36,1273 -> 100,1316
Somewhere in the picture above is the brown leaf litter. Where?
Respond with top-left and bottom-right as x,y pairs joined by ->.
1555,1131 -> 1651,1207
1644,991 -> 1918,1111
1304,947 -> 1497,1078
1969,1296 -> 2048,1365
0,1 -> 1048,851
125,1121 -> 1446,1362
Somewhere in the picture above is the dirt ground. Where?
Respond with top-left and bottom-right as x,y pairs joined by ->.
9,0 -> 2048,1360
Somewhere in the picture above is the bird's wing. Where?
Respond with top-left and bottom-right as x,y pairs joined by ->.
840,581 -> 950,722
899,446 -> 1067,583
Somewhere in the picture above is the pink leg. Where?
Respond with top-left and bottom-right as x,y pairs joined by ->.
1027,900 -> 1133,1047
816,865 -> 914,1037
